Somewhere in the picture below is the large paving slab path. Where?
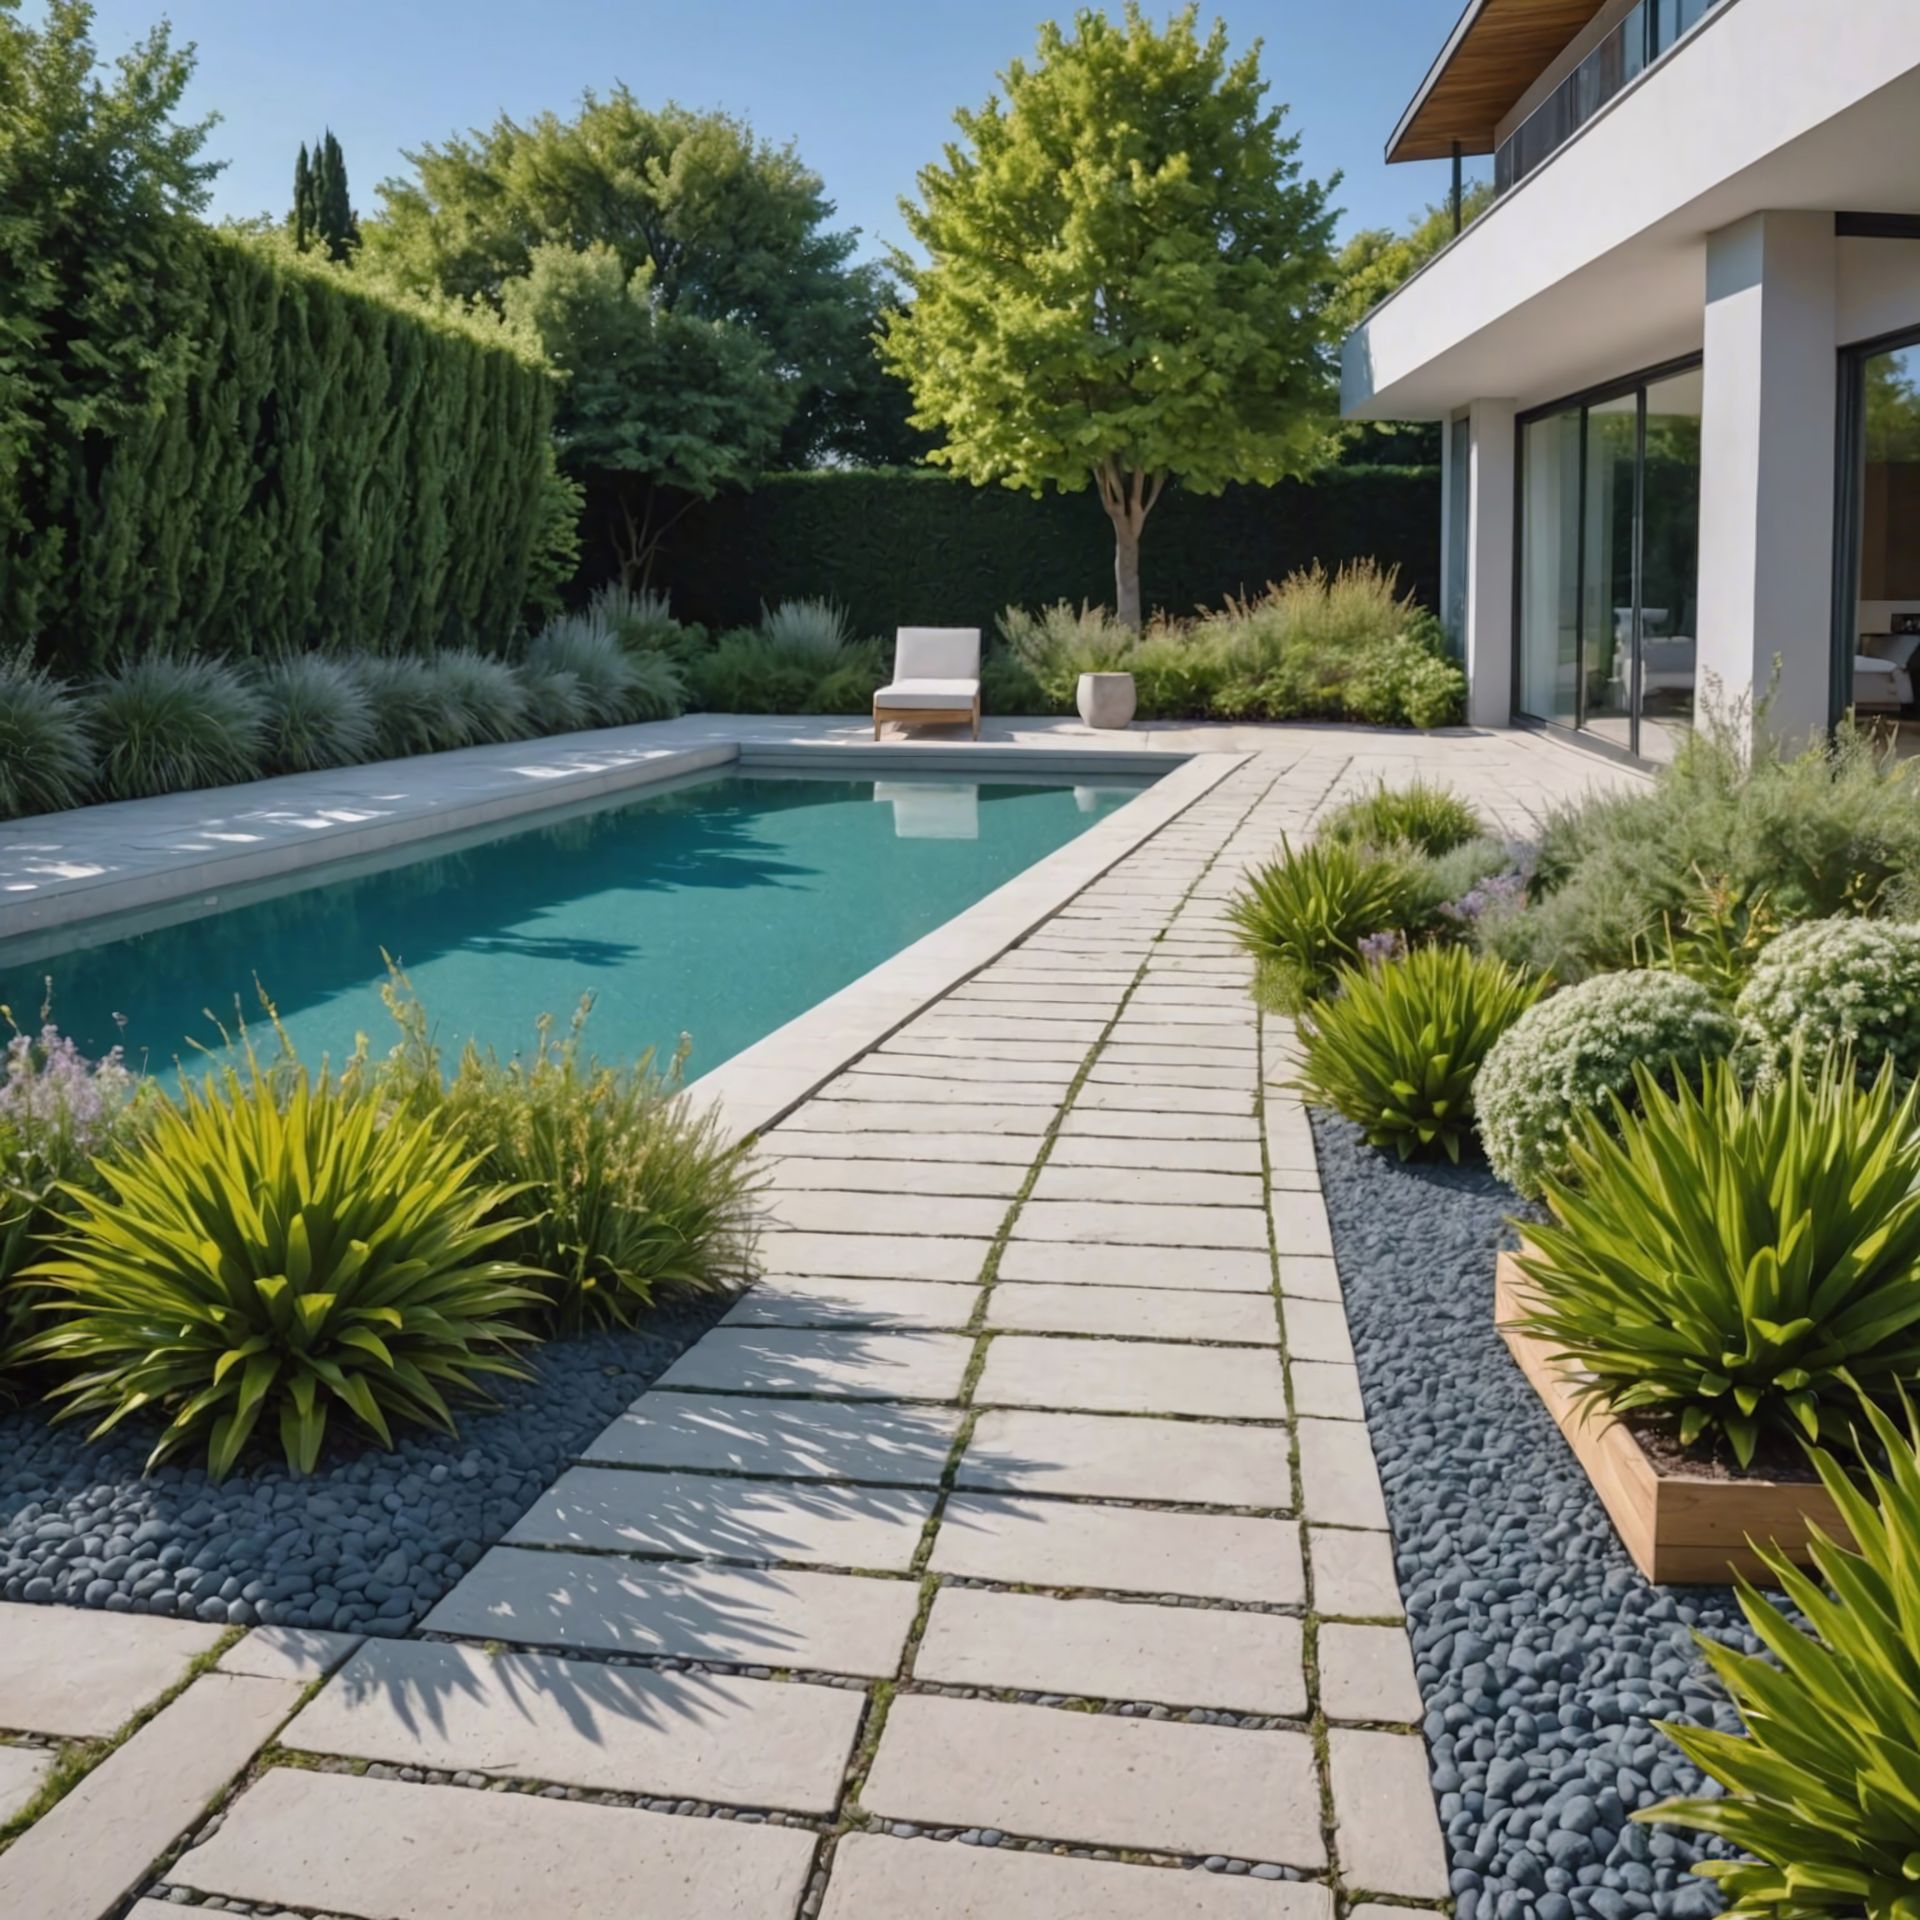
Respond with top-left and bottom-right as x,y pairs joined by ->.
0,729 -> 1637,1917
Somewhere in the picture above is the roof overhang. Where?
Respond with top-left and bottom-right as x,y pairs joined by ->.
1388,0 -> 1610,162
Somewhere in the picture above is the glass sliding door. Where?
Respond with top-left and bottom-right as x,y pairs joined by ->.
1514,360 -> 1702,758
1638,367 -> 1703,761
1519,409 -> 1582,728
1581,395 -> 1639,748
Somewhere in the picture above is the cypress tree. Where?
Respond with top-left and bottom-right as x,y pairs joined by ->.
315,129 -> 356,261
292,140 -> 312,250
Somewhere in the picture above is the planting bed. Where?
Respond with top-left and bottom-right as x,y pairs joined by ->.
1311,1112 -> 1757,1920
0,1298 -> 728,1635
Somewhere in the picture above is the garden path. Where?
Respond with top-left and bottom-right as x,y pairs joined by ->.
0,727 -> 1641,1918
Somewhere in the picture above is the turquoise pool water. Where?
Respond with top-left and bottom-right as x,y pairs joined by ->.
4,769 -> 1150,1081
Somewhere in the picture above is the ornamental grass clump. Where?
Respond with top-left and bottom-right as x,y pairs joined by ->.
523,613 -> 685,725
357,982 -> 761,1333
1294,945 -> 1546,1162
1476,969 -> 1737,1196
1227,837 -> 1411,1013
1513,1055 -> 1920,1467
1636,1391 -> 1920,1920
1735,917 -> 1920,1087
88,655 -> 266,801
255,654 -> 378,774
0,650 -> 95,820
16,1056 -> 544,1477
424,648 -> 532,744
1321,780 -> 1485,858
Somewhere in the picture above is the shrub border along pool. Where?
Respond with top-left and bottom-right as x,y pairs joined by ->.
1309,1112 -> 1755,1920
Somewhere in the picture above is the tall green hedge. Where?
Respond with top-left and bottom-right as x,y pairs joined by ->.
5,233 -> 556,672
589,465 -> 1439,637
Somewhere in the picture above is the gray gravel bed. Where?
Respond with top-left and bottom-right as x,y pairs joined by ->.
0,1298 -> 727,1635
1310,1112 -> 1756,1920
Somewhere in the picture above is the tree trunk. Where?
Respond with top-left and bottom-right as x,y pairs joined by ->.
1112,512 -> 1142,631
1094,463 -> 1165,631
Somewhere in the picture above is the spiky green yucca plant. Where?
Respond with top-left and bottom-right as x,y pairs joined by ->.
1227,837 -> 1409,1011
18,1059 -> 545,1477
1296,946 -> 1546,1161
1637,1392 -> 1920,1920
1515,1054 -> 1920,1467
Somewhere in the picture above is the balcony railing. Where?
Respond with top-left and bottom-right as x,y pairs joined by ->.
1494,0 -> 1725,195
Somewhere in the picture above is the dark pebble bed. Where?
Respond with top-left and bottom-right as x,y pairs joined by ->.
0,1297 -> 727,1635
1311,1111 -> 1759,1920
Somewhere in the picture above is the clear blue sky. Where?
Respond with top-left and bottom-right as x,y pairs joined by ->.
79,0 -> 1486,258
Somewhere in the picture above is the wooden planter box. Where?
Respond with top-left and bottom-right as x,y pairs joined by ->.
1494,1250 -> 1849,1585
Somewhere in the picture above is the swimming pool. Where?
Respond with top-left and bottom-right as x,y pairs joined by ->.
2,767 -> 1152,1080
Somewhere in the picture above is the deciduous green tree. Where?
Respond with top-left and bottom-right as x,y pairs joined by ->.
882,5 -> 1338,628
500,242 -> 788,581
364,91 -> 895,467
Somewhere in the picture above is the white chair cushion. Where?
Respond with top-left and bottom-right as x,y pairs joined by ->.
874,678 -> 978,710
894,627 -> 981,680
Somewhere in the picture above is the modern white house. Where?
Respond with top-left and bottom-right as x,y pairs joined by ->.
1342,0 -> 1920,761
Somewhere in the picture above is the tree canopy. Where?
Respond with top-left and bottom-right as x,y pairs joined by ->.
881,4 -> 1339,627
362,90 -> 912,469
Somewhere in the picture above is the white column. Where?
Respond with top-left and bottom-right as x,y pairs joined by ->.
1698,211 -> 1838,739
1463,399 -> 1517,730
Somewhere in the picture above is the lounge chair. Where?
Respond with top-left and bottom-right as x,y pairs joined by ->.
873,628 -> 981,741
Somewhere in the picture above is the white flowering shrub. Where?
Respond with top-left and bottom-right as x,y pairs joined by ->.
1735,917 -> 1920,1085
1475,970 -> 1737,1196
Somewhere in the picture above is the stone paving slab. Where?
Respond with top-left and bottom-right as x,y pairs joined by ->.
747,1231 -> 993,1283
820,1833 -> 1331,1920
998,1241 -> 1273,1292
850,1044 -> 1081,1077
758,1189 -> 1010,1238
1087,1061 -> 1260,1092
914,1587 -> 1307,1716
862,1694 -> 1325,1865
1282,1299 -> 1355,1364
976,1336 -> 1288,1421
986,1281 -> 1277,1344
960,1410 -> 1293,1508
286,1639 -> 861,1814
1059,1107 -> 1259,1142
821,1073 -> 1066,1108
1031,1165 -> 1264,1207
778,1100 -> 1048,1137
0,1671 -> 302,1920
902,1014 -> 1108,1043
1290,1360 -> 1367,1421
1297,1419 -> 1390,1529
1277,1254 -> 1343,1299
879,1033 -> 1092,1062
953,980 -> 1131,1004
762,1127 -> 1039,1164
1328,1727 -> 1452,1897
1045,1133 -> 1265,1175
930,1493 -> 1304,1604
170,1766 -> 819,1920
722,1275 -> 980,1331
0,1742 -> 52,1823
1014,1198 -> 1268,1250
1318,1622 -> 1425,1723
217,1626 -> 363,1684
1100,1042 -> 1265,1070
1076,1081 -> 1255,1114
655,1328 -> 976,1400
0,1604 -> 224,1738
583,1392 -> 962,1485
1269,1193 -> 1335,1257
426,1545 -> 917,1677
764,1154 -> 1027,1196
1306,1528 -> 1405,1620
507,1466 -> 938,1571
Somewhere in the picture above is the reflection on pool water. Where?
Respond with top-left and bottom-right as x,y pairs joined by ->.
2,769 -> 1152,1082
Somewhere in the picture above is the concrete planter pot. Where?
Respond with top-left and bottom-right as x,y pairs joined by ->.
1076,671 -> 1137,730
